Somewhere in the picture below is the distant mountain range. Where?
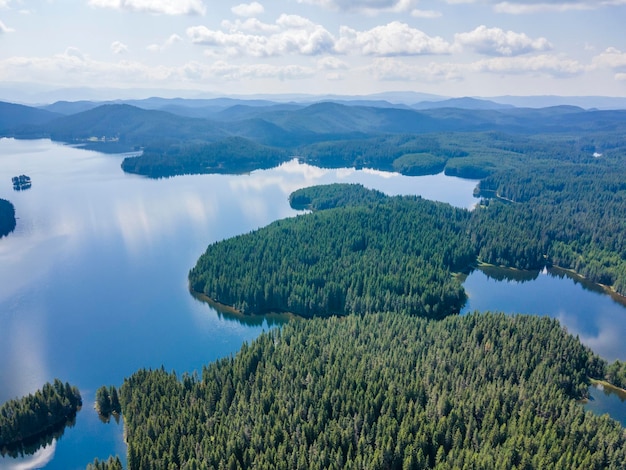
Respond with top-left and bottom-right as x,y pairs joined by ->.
2,97 -> 626,154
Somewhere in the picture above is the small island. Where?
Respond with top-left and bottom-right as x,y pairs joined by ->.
12,174 -> 31,191
0,379 -> 82,454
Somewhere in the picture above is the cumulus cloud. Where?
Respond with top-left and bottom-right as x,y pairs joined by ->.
336,22 -> 452,56
472,54 -> 586,77
231,2 -> 264,17
187,14 -> 335,57
593,47 -> 626,69
111,41 -> 129,54
455,25 -> 551,56
88,0 -> 206,16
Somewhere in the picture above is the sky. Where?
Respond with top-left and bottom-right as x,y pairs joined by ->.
1,0 -> 626,100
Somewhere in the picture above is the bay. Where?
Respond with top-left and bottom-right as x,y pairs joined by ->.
0,139 -> 478,469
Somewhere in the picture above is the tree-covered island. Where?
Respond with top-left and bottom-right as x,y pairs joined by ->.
0,379 -> 82,455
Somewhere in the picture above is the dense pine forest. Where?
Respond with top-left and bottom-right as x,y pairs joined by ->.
4,99 -> 626,468
190,187 -> 474,319
0,379 -> 82,455
0,198 -> 16,238
111,313 -> 626,469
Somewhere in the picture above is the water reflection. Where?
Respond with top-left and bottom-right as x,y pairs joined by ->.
1,415 -> 76,459
0,441 -> 56,470
462,265 -> 626,361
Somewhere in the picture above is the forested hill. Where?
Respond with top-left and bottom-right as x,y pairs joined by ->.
190,187 -> 474,319
0,198 -> 16,238
116,312 -> 626,469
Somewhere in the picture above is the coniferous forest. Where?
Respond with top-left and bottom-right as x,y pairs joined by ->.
0,379 -> 82,455
3,99 -> 626,468
190,187 -> 474,319
115,313 -> 626,469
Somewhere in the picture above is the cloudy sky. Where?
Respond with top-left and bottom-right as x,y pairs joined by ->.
1,0 -> 625,99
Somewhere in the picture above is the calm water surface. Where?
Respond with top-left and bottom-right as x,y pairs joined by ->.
0,139 -> 478,469
1,138 -> 625,468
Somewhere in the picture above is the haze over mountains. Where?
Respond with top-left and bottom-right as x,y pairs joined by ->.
3,95 -> 626,154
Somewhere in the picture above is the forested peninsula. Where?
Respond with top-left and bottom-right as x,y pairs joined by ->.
0,198 -> 16,238
0,379 -> 82,455
113,313 -> 626,469
190,186 -> 474,319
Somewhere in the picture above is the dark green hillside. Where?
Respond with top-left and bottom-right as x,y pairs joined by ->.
0,101 -> 59,136
117,313 -> 624,470
0,198 -> 16,238
190,188 -> 474,318
122,137 -> 289,177
44,104 -> 227,151
469,160 -> 626,293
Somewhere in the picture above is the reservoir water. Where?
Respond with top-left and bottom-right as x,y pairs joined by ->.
0,138 -> 625,468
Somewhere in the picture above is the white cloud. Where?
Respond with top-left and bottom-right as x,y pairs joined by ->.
88,0 -> 206,16
111,41 -> 129,54
187,15 -> 335,57
492,0 -> 626,14
455,25 -> 551,56
221,18 -> 280,34
186,60 -> 316,81
593,47 -> 626,69
472,54 -> 586,77
616,73 -> 626,81
493,2 -> 593,14
296,0 -> 419,14
231,2 -> 264,17
336,22 -> 452,56
367,57 -> 464,81
410,9 -> 442,18
317,56 -> 348,70
0,19 -> 14,33
147,34 -> 183,52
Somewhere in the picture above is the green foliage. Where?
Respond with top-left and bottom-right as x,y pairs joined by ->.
96,385 -> 121,418
0,198 -> 16,238
392,153 -> 446,176
190,188 -> 474,319
0,379 -> 82,450
470,160 -> 626,293
289,183 -> 387,211
606,361 -> 626,390
86,455 -> 123,470
122,137 -> 289,177
118,313 -> 622,470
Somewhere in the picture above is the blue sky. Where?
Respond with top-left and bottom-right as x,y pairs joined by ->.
1,0 -> 625,99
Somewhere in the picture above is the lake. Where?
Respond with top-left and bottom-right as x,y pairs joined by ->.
0,138 -> 625,469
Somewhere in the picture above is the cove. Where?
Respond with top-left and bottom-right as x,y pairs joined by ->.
0,139 -> 478,469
